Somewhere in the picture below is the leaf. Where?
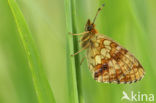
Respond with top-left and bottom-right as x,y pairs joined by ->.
65,0 -> 80,103
7,0 -> 56,103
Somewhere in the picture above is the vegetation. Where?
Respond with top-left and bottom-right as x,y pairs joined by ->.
0,0 -> 155,103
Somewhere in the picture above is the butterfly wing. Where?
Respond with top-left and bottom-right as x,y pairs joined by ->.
87,34 -> 145,84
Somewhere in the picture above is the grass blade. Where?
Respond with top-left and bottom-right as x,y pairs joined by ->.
7,0 -> 55,103
65,0 -> 80,103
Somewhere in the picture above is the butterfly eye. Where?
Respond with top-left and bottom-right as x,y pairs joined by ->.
87,26 -> 92,31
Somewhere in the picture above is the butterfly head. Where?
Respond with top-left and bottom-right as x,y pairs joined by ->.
85,19 -> 96,33
85,4 -> 105,34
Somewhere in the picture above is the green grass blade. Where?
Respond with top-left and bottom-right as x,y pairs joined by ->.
65,0 -> 79,103
7,0 -> 55,103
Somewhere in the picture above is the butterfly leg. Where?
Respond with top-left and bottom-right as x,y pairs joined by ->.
81,34 -> 93,42
80,56 -> 87,65
71,47 -> 86,56
71,43 -> 89,56
69,31 -> 89,36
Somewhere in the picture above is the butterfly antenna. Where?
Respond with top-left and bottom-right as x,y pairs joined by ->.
92,4 -> 105,24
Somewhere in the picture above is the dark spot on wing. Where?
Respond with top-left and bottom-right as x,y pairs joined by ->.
94,63 -> 108,78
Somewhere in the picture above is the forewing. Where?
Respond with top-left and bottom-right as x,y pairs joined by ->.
87,34 -> 145,84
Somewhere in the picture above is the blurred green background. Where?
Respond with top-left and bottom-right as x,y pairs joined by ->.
0,0 -> 156,103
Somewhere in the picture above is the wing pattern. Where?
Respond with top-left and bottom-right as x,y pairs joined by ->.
87,34 -> 145,84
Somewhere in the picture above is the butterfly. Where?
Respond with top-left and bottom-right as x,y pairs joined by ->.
71,4 -> 145,84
